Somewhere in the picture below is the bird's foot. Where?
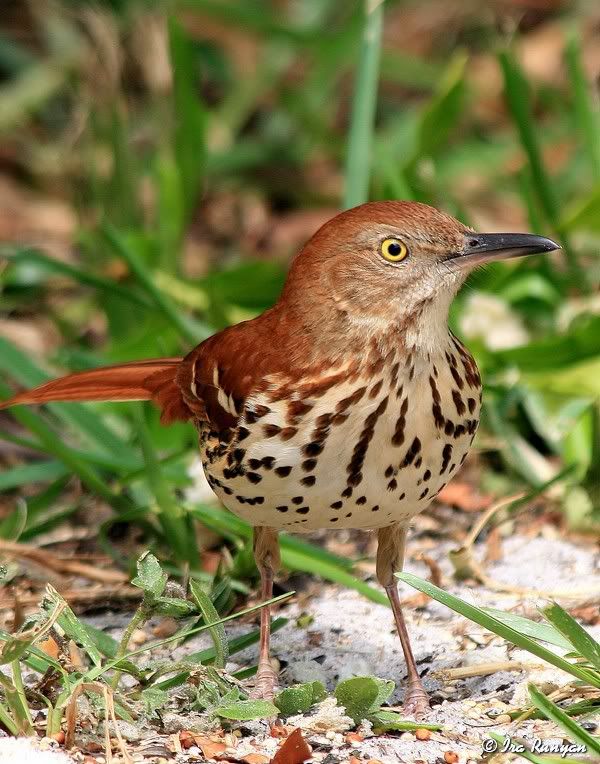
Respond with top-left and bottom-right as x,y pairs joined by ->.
250,661 -> 279,700
402,683 -> 430,720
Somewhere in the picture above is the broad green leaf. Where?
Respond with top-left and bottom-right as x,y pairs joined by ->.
43,586 -> 103,667
154,597 -> 196,618
275,682 -> 323,716
334,677 -> 381,724
132,552 -> 168,599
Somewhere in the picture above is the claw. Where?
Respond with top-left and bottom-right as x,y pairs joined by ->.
250,663 -> 279,701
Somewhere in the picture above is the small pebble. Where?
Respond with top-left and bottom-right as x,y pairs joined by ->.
582,721 -> 598,732
51,731 -> 65,744
415,728 -> 431,741
128,629 -> 148,646
495,714 -> 512,724
444,752 -> 459,764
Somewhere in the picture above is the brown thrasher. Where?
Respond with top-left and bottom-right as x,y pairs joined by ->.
1,201 -> 559,717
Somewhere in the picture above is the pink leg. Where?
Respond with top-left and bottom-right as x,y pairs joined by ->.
251,527 -> 280,700
377,525 -> 429,719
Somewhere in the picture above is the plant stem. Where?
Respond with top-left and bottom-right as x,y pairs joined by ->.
110,604 -> 148,690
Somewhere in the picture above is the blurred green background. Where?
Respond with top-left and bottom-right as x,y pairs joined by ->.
0,0 -> 598,587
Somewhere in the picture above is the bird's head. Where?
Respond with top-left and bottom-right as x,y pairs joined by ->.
282,201 -> 560,353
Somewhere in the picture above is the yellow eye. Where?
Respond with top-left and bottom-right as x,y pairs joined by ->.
381,238 -> 408,262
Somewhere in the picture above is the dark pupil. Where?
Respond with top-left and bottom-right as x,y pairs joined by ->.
387,242 -> 401,257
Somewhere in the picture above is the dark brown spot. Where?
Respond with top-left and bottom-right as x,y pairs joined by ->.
301,475 -> 316,487
291,496 -> 303,505
247,472 -> 262,484
399,492 -> 406,500
275,465 -> 292,477
387,479 -> 397,491
296,506 -> 310,515
419,487 -> 429,500
261,456 -> 275,469
356,496 -> 367,505
400,437 -> 421,468
369,379 -> 383,399
302,458 -> 317,472
276,505 -> 288,513
450,364 -> 464,390
237,427 -> 250,441
423,469 -> 431,481
345,512 -> 353,518
330,501 -> 343,509
372,505 -> 380,512
330,517 -> 339,522
287,400 -> 313,423
263,424 -> 281,437
303,441 -> 324,457
440,443 -> 453,474
280,427 -> 298,441
336,386 -> 367,412
467,397 -> 476,414
385,465 -> 394,478
233,448 -> 245,462
341,486 -> 353,498
452,390 -> 466,416
444,420 -> 455,436
248,458 -> 261,470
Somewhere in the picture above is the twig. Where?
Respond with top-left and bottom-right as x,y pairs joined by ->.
0,539 -> 127,584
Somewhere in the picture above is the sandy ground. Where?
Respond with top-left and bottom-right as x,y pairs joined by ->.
2,532 -> 598,763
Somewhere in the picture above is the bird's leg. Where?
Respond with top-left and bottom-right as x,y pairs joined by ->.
377,524 -> 429,719
251,526 -> 281,700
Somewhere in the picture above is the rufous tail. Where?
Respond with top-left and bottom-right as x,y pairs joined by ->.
0,358 -> 190,423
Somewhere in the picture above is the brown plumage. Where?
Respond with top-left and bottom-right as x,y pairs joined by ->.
0,201 -> 560,716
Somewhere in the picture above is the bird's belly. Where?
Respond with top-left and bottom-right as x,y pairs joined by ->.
202,347 -> 481,532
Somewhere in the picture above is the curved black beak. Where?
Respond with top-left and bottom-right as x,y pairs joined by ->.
450,232 -> 561,268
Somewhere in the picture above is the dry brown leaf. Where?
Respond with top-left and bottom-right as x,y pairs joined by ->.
195,736 -> 228,759
39,636 -> 60,660
271,728 -> 311,764
437,482 -> 493,512
242,755 -> 270,764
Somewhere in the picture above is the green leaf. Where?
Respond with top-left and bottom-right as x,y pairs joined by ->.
154,597 -> 196,618
189,580 -> 229,669
43,586 -> 103,668
334,677 -> 383,724
214,699 -> 278,721
528,684 -> 600,755
482,608 -> 573,652
131,552 -> 168,599
542,603 -> 600,670
369,710 -> 440,732
274,682 -> 324,716
0,461 -> 68,493
398,573 -> 600,689
142,687 -> 169,716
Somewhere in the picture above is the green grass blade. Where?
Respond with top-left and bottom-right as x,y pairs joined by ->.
565,31 -> 600,182
482,608 -> 573,652
6,247 -> 152,308
135,405 -> 198,564
189,580 -> 229,669
528,684 -> 600,755
0,461 -> 67,492
498,47 -> 584,287
343,0 -> 384,208
101,223 -> 203,344
542,602 -> 600,670
168,16 -> 205,224
398,573 -> 600,688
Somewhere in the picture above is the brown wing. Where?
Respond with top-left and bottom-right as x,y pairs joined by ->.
176,311 -> 289,435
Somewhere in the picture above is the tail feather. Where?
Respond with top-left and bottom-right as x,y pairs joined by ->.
0,358 -> 190,423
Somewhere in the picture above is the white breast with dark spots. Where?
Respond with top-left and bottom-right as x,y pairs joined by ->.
203,339 -> 481,532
